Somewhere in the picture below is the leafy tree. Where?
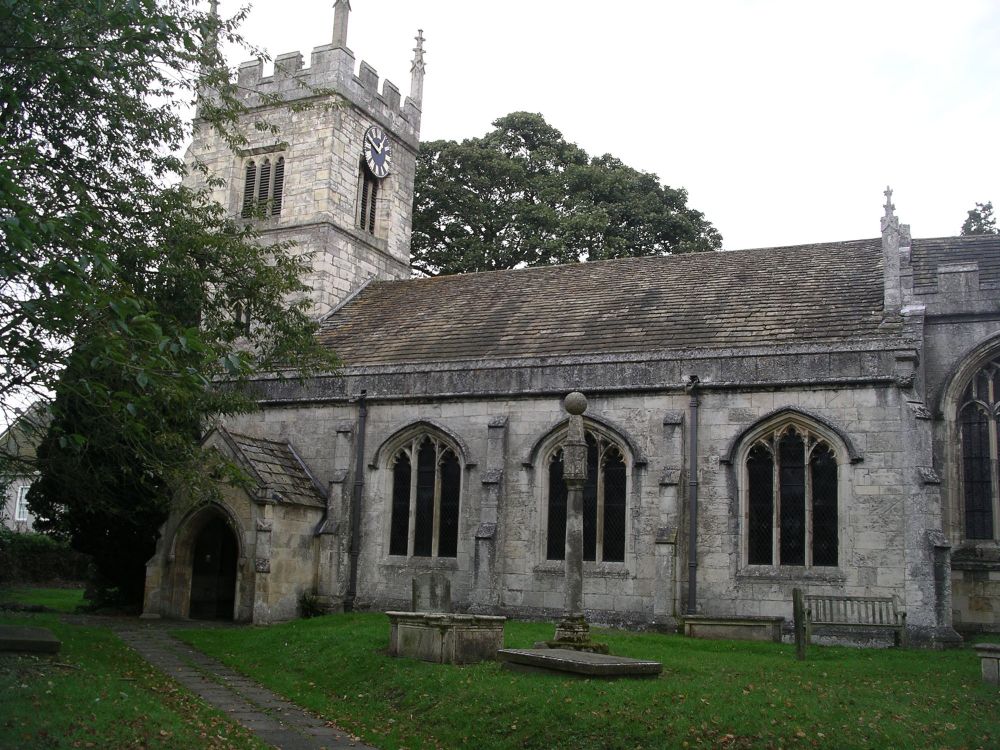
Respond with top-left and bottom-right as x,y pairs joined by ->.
961,201 -> 998,236
411,112 -> 722,276
1,1 -> 336,602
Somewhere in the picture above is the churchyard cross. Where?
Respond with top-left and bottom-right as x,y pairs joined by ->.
553,392 -> 592,645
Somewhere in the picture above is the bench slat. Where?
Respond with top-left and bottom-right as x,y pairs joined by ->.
797,591 -> 907,648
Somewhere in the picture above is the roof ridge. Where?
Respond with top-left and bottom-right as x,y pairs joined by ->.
350,239 -> 885,296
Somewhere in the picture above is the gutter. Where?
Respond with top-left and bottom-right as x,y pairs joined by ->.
345,389 -> 367,611
686,375 -> 700,615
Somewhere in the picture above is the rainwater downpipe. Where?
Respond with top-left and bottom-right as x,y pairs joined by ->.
346,389 -> 367,611
686,375 -> 700,615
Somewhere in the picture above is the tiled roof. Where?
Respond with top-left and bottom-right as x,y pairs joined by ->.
317,239 -> 893,366
226,431 -> 325,508
910,235 -> 1000,289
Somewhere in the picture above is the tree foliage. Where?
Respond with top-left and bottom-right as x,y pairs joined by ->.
1,0 -> 336,601
961,201 -> 998,236
411,112 -> 722,276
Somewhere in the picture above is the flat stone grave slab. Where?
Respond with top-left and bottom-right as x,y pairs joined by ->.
0,626 -> 61,654
497,648 -> 661,679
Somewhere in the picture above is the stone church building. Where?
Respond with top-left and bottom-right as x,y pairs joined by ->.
142,4 -> 1000,645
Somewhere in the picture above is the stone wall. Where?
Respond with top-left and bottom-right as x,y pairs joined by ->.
909,254 -> 1000,634
252,502 -> 325,623
224,341 -> 950,640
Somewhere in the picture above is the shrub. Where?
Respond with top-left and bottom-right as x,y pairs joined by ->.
299,591 -> 326,619
0,527 -> 90,584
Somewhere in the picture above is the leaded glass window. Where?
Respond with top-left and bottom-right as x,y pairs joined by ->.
959,360 -> 1000,540
547,432 -> 627,563
744,425 -> 839,567
388,435 -> 461,558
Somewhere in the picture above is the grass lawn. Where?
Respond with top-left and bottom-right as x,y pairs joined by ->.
180,613 -> 1000,750
1,586 -> 87,612
0,607 -> 267,749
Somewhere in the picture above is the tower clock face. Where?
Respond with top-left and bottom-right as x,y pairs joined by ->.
363,126 -> 393,179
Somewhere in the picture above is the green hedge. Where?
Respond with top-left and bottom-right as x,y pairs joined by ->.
0,528 -> 90,584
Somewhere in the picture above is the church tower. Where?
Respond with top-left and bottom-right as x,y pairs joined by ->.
186,1 -> 424,317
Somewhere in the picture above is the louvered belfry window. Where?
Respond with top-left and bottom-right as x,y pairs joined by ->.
547,432 -> 627,563
241,155 -> 286,218
388,435 -> 461,558
745,425 -> 839,567
241,161 -> 257,217
357,157 -> 378,235
960,360 -> 1000,540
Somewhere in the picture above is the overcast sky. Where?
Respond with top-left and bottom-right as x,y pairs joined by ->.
226,0 -> 999,250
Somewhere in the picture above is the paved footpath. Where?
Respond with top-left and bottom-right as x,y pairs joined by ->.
113,625 -> 377,750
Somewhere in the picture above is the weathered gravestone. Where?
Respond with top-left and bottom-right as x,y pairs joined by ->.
975,643 -> 1000,686
412,571 -> 452,613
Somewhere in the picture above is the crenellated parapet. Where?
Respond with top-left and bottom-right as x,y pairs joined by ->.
186,3 -> 425,318
235,43 -> 421,149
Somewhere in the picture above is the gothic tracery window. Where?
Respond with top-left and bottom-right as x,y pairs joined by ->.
745,424 -> 838,567
959,359 -> 1000,540
241,156 -> 285,218
546,432 -> 627,563
388,435 -> 461,558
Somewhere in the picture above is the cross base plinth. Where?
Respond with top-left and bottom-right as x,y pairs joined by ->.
547,616 -> 609,654
554,615 -> 590,643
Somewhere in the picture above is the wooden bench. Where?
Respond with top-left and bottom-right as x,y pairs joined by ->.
794,591 -> 908,650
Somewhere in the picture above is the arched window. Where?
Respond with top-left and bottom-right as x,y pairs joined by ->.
744,424 -> 839,567
546,432 -> 627,563
241,160 -> 257,217
357,156 -> 378,235
958,359 -> 1000,540
388,435 -> 461,558
241,155 -> 286,218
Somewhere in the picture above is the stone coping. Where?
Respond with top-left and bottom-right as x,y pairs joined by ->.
974,643 -> 1000,655
386,611 -> 506,623
681,615 -> 785,624
497,648 -> 662,679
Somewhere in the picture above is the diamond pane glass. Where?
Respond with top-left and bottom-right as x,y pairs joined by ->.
962,403 -> 994,539
811,444 -> 838,566
779,430 -> 806,565
747,443 -> 773,564
389,453 -> 410,555
413,440 -> 435,556
438,450 -> 460,558
976,370 -> 991,402
547,452 -> 567,560
582,436 -> 599,562
602,450 -> 627,562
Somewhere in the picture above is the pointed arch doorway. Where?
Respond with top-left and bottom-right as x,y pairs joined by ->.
189,516 -> 238,620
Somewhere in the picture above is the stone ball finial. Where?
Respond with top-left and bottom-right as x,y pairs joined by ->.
563,391 -> 588,416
